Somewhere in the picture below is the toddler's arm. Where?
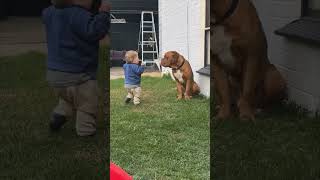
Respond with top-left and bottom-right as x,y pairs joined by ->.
70,7 -> 111,42
42,6 -> 52,25
134,64 -> 145,75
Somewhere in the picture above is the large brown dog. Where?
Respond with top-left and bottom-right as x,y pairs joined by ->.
211,0 -> 286,120
161,51 -> 200,100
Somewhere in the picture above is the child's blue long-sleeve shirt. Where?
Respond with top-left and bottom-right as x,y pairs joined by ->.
123,63 -> 145,86
42,5 -> 110,78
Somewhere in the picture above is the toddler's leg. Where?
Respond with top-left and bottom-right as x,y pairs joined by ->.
76,111 -> 97,136
53,97 -> 73,117
75,80 -> 99,136
51,87 -> 74,131
126,88 -> 134,98
125,88 -> 134,103
133,87 -> 141,105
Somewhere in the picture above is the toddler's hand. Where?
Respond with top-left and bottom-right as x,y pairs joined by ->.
99,2 -> 111,12
133,59 -> 140,65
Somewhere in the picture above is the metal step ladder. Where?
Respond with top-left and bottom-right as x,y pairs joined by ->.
138,11 -> 160,68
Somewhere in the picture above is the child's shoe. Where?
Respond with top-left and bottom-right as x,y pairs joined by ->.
50,113 -> 67,131
133,97 -> 141,105
134,102 -> 140,105
124,97 -> 132,104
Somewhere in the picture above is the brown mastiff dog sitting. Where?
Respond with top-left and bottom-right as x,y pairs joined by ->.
161,51 -> 200,100
211,0 -> 287,120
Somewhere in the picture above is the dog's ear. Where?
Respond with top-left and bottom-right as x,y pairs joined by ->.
171,51 -> 179,64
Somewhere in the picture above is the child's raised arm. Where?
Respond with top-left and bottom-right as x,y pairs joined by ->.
133,64 -> 145,75
70,6 -> 110,42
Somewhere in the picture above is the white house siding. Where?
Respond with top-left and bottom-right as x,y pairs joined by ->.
159,0 -> 210,97
252,0 -> 320,114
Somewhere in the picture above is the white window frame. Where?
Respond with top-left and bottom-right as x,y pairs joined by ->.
204,0 -> 210,67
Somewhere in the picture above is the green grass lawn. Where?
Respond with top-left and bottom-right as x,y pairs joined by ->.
212,102 -> 320,179
0,50 -> 109,180
5,50 -> 319,180
110,77 -> 210,179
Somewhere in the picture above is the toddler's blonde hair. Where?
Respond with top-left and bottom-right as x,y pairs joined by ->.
124,50 -> 139,63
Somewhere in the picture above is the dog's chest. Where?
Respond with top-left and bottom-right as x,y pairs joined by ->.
212,26 -> 235,68
173,70 -> 184,84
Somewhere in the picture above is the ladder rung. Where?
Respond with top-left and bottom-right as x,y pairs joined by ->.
142,41 -> 156,43
143,31 -> 155,33
143,60 -> 156,63
142,11 -> 154,14
138,42 -> 156,45
142,25 -> 153,28
143,21 -> 153,23
138,43 -> 156,45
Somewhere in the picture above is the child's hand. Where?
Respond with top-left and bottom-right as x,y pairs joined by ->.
99,2 -> 111,12
133,59 -> 140,65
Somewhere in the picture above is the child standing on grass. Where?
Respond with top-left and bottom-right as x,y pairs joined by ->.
123,51 -> 145,105
42,0 -> 111,136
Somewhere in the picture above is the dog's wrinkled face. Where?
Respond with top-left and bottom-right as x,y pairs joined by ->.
160,51 -> 179,67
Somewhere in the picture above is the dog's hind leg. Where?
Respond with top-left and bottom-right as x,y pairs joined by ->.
263,64 -> 287,105
185,80 -> 193,100
192,82 -> 201,95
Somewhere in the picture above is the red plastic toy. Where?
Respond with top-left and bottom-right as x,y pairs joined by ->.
110,162 -> 133,180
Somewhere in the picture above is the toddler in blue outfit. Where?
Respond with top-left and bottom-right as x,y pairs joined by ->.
123,51 -> 145,105
42,0 -> 111,136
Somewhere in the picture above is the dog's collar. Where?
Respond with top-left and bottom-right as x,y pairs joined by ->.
212,0 -> 239,26
172,59 -> 185,70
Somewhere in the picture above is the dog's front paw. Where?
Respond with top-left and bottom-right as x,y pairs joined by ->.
239,113 -> 255,122
216,108 -> 231,120
184,95 -> 192,100
177,95 -> 183,100
238,99 -> 255,121
239,109 -> 255,121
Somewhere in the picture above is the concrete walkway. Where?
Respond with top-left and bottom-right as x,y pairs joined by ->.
0,17 -> 109,57
110,67 -> 162,80
0,17 -> 47,57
